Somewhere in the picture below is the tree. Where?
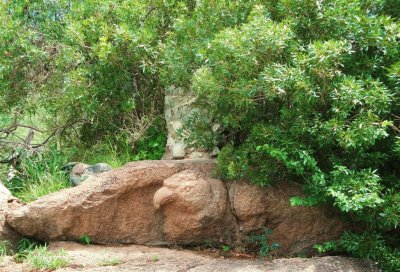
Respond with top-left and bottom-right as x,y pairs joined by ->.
168,2 -> 400,270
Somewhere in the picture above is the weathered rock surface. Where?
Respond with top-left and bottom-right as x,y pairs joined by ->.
6,159 -> 348,254
0,183 -> 23,250
154,170 -> 237,243
229,181 -> 348,254
0,241 -> 381,272
6,160 -> 216,245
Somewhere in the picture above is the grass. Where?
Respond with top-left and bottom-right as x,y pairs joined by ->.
0,240 -> 13,255
79,234 -> 91,245
76,123 -> 166,168
151,255 -> 159,262
4,146 -> 73,203
98,258 -> 122,266
25,246 -> 69,271
3,141 -> 129,203
77,140 -> 131,168
14,237 -> 40,263
15,173 -> 70,203
0,240 -> 13,263
1,118 -> 166,203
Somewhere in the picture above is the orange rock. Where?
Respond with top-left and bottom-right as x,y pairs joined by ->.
154,170 -> 237,244
6,159 -> 349,255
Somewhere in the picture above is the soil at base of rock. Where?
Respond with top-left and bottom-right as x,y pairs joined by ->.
0,241 -> 381,272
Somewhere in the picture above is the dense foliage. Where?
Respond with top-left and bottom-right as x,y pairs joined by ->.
0,0 -> 169,150
163,1 -> 400,270
0,1 -> 399,270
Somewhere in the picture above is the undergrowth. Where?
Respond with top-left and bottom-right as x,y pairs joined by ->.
3,122 -> 166,203
4,146 -> 72,203
75,122 -> 166,167
247,228 -> 279,260
26,246 -> 69,270
315,232 -> 400,272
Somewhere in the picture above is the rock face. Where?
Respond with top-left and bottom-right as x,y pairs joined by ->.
6,160 -> 348,255
6,160 -> 216,245
154,170 -> 237,243
228,181 -> 347,254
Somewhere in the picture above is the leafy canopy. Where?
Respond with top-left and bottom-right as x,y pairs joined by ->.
0,1 -> 399,271
164,1 -> 399,271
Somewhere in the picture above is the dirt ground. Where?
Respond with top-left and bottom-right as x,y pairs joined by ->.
0,241 -> 380,272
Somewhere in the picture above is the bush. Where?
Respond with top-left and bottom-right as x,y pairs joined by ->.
0,1 -> 399,270
316,232 -> 400,272
0,0 -> 168,150
167,1 -> 399,270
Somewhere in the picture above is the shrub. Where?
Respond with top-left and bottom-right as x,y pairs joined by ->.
0,0 -> 168,154
247,228 -> 280,260
169,1 -> 399,270
0,1 -> 399,270
315,232 -> 400,272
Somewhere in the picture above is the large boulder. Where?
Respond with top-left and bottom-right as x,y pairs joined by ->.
6,160 -> 216,245
6,159 -> 349,254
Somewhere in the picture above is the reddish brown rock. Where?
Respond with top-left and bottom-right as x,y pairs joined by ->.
228,181 -> 348,254
154,170 -> 237,243
6,160 -> 215,245
263,182 -> 347,255
6,159 -> 348,255
228,181 -> 269,233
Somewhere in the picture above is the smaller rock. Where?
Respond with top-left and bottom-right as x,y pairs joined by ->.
84,163 -> 113,175
70,163 -> 90,186
211,147 -> 220,158
0,182 -> 11,202
70,162 -> 112,186
212,123 -> 220,132
61,162 -> 79,172
172,142 -> 186,159
70,163 -> 90,176
0,196 -> 23,251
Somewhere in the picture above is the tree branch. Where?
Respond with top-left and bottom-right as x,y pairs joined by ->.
0,118 -> 88,164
